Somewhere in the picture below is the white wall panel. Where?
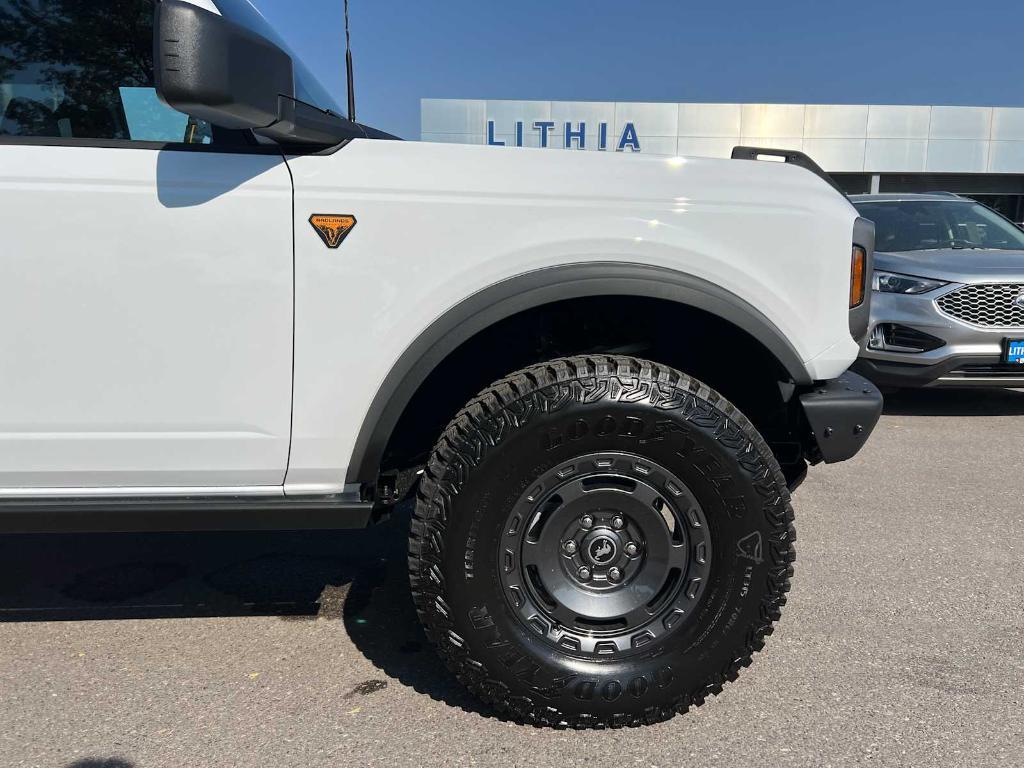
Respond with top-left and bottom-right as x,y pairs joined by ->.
925,140 -> 988,172
804,105 -> 869,139
606,103 -> 677,155
928,106 -> 992,140
485,100 -> 551,134
991,108 -> 1024,141
421,132 -> 484,145
677,103 -> 741,138
988,141 -> 1024,173
802,139 -> 866,172
740,104 -> 805,138
613,102 -> 678,137
676,137 -> 737,159
739,136 -> 803,152
626,135 -> 677,156
864,139 -> 928,172
421,99 -> 485,135
866,106 -> 930,139
421,100 -> 1024,176
551,101 -> 616,128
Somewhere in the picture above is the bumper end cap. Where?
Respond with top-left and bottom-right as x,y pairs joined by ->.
800,370 -> 883,463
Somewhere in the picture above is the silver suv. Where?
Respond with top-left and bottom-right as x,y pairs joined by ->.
850,193 -> 1024,388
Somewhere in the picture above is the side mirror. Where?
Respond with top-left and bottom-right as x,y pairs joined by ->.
154,0 -> 352,144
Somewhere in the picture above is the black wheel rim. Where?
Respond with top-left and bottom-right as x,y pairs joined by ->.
498,452 -> 712,656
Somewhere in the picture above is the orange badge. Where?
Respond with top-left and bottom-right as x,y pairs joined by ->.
309,214 -> 357,249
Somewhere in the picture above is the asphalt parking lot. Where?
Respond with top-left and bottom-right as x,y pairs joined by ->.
0,388 -> 1021,768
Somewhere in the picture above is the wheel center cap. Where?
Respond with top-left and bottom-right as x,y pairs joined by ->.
584,532 -> 618,565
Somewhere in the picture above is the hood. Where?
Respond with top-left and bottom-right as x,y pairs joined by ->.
325,140 -> 859,221
875,248 -> 1024,283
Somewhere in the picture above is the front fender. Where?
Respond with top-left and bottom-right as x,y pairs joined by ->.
345,262 -> 812,485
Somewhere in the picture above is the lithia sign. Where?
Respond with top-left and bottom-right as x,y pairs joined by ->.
486,120 -> 642,151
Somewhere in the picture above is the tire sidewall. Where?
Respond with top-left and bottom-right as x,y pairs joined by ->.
428,383 -> 790,721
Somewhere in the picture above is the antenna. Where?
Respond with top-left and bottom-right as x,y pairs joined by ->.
344,0 -> 356,122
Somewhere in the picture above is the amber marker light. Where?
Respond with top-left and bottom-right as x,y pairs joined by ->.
850,245 -> 867,308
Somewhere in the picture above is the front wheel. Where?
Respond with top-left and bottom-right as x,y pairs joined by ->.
409,356 -> 795,727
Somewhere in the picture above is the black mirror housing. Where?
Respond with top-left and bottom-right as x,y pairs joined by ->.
154,0 -> 294,130
154,0 -> 380,146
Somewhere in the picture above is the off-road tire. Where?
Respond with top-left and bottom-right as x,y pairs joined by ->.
409,355 -> 796,728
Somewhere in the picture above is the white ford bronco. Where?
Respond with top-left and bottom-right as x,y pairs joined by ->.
0,0 -> 883,727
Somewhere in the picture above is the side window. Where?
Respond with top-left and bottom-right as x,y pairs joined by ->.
0,0 -> 215,144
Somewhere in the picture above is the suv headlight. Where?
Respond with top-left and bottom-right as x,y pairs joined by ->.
872,270 -> 948,295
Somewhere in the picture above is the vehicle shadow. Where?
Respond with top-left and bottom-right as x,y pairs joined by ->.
882,386 -> 1024,417
0,507 -> 487,717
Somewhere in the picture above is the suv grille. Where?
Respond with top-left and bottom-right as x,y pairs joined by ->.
936,283 -> 1024,328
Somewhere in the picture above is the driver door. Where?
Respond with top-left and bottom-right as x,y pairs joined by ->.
0,0 -> 293,492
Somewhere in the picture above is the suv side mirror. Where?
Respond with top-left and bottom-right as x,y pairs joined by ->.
154,0 -> 352,145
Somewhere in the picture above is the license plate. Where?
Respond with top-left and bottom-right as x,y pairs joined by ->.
1006,339 -> 1024,364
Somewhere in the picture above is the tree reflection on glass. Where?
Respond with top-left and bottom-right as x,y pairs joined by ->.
0,0 -> 153,138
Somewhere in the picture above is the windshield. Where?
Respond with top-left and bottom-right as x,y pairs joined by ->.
854,200 -> 1024,252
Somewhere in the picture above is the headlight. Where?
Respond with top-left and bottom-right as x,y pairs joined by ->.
872,270 -> 948,295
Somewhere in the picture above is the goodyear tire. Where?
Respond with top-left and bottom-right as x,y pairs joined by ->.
409,356 -> 795,727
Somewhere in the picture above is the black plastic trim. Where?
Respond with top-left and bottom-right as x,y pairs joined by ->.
347,262 -> 813,485
155,0 -> 293,131
0,135 -> 281,154
878,324 -> 947,353
0,494 -> 371,534
277,124 -> 399,155
799,371 -> 883,464
732,145 -> 846,194
154,0 -> 360,147
254,96 -> 360,146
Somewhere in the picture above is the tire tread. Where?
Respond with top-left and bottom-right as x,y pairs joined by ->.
409,355 -> 796,728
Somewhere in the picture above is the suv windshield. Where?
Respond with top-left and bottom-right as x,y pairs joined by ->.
854,200 -> 1024,252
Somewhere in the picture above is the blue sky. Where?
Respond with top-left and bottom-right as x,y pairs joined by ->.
255,0 -> 1024,140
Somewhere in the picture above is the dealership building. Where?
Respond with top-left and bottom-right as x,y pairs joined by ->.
422,99 -> 1024,221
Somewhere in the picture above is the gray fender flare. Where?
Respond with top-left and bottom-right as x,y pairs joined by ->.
347,262 -> 811,484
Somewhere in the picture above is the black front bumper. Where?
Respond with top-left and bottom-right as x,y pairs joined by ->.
799,370 -> 883,463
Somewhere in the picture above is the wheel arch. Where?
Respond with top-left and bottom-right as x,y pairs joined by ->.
346,262 -> 811,486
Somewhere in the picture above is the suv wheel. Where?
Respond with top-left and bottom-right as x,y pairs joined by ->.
409,355 -> 795,727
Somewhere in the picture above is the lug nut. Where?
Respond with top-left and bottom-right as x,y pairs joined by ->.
562,540 -> 577,555
611,516 -> 624,530
578,566 -> 592,581
608,567 -> 622,582
624,542 -> 639,557
580,515 -> 594,529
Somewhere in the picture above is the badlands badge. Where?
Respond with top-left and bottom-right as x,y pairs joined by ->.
309,214 -> 357,249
